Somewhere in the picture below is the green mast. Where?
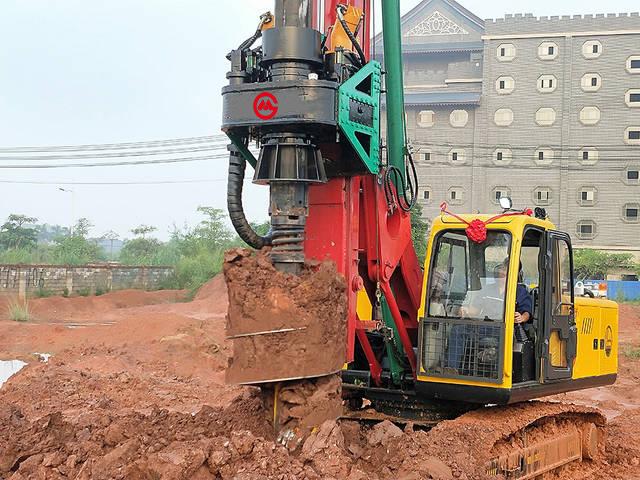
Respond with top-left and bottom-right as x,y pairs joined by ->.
381,0 -> 407,191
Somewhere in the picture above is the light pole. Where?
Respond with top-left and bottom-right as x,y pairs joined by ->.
58,187 -> 75,235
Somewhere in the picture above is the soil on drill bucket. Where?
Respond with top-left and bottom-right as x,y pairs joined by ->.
223,248 -> 348,386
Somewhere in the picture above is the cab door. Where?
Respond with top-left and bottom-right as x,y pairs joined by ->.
542,231 -> 577,381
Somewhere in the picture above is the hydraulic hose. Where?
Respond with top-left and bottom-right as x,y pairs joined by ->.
227,145 -> 272,249
337,5 -> 367,66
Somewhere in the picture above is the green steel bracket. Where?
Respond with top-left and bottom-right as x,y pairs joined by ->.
381,294 -> 409,386
337,61 -> 382,175
226,131 -> 258,169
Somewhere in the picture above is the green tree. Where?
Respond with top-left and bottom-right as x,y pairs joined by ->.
0,214 -> 39,250
130,225 -> 157,238
119,225 -> 161,265
574,249 -> 637,279
193,206 -> 232,247
51,218 -> 104,265
410,203 -> 430,266
35,223 -> 70,243
250,220 -> 271,238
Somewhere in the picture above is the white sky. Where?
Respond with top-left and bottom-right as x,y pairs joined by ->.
1,0 -> 638,240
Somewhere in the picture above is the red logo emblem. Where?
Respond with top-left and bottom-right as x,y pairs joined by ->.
253,92 -> 278,120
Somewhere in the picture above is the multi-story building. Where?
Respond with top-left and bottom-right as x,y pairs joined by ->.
375,0 -> 640,251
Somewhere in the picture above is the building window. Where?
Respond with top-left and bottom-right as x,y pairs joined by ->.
626,168 -> 640,184
421,150 -> 432,162
494,108 -> 514,127
497,43 -> 516,62
582,40 -> 602,59
449,148 -> 466,165
535,147 -> 554,165
578,187 -> 597,206
579,107 -> 601,126
422,187 -> 432,203
450,109 -> 469,128
579,147 -> 599,165
417,110 -> 435,128
626,89 -> 640,107
448,187 -> 464,205
495,76 -> 515,94
535,108 -> 556,126
492,186 -> 511,204
626,127 -> 640,145
533,187 -> 552,206
627,55 -> 640,74
576,220 -> 597,240
623,203 -> 640,223
537,74 -> 557,93
493,147 -> 512,165
581,73 -> 601,92
538,42 -> 558,60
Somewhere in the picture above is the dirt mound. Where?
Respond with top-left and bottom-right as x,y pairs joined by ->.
224,248 -> 347,385
193,274 -> 227,302
1,276 -> 639,479
15,289 -> 187,323
0,391 -> 281,480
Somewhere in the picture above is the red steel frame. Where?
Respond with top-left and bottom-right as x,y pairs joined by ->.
305,1 -> 422,385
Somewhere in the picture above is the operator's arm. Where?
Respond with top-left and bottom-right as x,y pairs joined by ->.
514,284 -> 533,324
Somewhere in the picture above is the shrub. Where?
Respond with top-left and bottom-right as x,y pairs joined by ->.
95,286 -> 107,296
8,299 -> 30,322
173,246 -> 226,292
77,287 -> 91,297
34,286 -> 52,298
62,287 -> 70,298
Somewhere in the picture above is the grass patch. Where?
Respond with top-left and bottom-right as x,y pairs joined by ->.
77,287 -> 91,297
624,346 -> 640,359
34,286 -> 53,298
621,299 -> 640,305
8,299 -> 30,322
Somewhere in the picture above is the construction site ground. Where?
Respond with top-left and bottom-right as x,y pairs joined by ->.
0,276 -> 639,480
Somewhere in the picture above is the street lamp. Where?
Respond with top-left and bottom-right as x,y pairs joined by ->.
58,187 -> 75,235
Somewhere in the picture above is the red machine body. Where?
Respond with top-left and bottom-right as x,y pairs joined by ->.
304,1 -> 422,385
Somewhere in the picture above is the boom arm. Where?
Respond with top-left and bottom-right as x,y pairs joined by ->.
222,0 -> 423,387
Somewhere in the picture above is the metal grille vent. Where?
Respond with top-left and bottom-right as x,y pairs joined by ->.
581,317 -> 594,335
422,319 -> 504,383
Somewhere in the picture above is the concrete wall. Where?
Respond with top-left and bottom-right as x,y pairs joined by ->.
0,264 -> 174,299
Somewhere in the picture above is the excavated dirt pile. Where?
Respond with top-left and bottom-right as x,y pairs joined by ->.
224,248 -> 347,385
1,271 -> 639,479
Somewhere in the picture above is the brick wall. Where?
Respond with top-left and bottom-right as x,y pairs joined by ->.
0,264 -> 174,299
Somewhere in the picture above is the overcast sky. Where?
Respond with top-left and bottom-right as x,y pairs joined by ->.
1,0 -> 638,240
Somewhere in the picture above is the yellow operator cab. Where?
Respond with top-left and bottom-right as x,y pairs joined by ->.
415,209 -> 618,405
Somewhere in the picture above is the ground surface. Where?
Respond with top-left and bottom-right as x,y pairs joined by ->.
0,278 -> 638,479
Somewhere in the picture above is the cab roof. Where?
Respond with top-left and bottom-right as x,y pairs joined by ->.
432,212 -> 556,232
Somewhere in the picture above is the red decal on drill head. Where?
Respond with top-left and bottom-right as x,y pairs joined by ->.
253,92 -> 279,120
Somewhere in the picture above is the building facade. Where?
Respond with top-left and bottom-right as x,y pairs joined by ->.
375,0 -> 640,249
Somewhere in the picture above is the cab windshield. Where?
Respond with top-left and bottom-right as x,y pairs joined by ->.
427,230 -> 512,322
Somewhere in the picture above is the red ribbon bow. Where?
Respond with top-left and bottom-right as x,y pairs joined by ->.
439,202 -> 533,244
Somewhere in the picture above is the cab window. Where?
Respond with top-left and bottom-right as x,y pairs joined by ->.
428,230 -> 512,321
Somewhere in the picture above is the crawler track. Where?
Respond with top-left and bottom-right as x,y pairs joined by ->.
344,397 -> 606,479
403,401 -> 605,479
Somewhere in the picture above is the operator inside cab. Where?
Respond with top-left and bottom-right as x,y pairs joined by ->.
460,259 -> 533,328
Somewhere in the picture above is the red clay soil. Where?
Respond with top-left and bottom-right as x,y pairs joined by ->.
0,275 -> 639,479
224,248 -> 347,385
